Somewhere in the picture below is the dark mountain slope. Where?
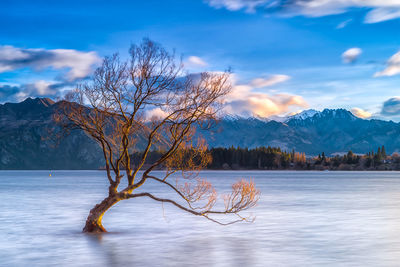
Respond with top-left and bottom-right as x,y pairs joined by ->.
0,98 -> 103,169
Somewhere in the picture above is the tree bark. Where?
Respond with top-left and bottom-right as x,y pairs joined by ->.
83,196 -> 120,233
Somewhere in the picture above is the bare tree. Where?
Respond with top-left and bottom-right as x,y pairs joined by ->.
57,39 -> 259,233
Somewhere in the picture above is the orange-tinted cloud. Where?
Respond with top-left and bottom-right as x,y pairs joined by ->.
351,107 -> 372,118
224,74 -> 308,117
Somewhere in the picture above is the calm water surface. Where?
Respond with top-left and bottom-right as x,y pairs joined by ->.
1,171 -> 400,266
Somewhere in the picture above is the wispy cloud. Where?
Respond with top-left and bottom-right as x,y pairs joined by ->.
342,48 -> 362,64
205,0 -> 400,23
206,0 -> 262,12
336,19 -> 352,29
365,7 -> 400,23
0,45 -> 101,81
249,74 -> 290,88
186,56 -> 208,67
351,107 -> 372,118
374,50 -> 400,77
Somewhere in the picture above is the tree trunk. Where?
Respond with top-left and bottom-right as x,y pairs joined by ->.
83,196 -> 120,233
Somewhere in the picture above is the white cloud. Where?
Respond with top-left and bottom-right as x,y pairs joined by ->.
249,74 -> 290,88
0,46 -> 27,63
351,107 -> 372,118
342,48 -> 362,64
30,80 -> 57,96
186,56 -> 208,67
374,51 -> 400,77
205,0 -> 400,23
14,91 -> 28,102
146,107 -> 168,120
0,45 -> 101,81
49,49 -> 100,80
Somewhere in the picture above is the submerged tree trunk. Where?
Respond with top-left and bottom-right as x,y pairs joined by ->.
83,196 -> 120,233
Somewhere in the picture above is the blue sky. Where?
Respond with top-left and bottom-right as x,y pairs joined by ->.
1,0 -> 400,120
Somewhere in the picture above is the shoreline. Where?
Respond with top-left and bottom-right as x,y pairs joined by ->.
1,169 -> 400,172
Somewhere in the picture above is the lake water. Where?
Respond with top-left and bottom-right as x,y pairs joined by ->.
1,171 -> 400,266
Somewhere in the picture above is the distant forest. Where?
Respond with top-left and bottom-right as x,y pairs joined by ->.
131,145 -> 400,171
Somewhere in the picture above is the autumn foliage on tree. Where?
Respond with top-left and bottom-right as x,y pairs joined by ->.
57,39 -> 260,233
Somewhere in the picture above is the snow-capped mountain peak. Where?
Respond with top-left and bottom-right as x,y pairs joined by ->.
285,109 -> 319,121
221,114 -> 246,121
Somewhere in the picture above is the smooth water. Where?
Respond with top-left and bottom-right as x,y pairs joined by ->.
1,171 -> 400,267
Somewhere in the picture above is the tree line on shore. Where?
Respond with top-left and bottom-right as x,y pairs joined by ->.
131,145 -> 400,171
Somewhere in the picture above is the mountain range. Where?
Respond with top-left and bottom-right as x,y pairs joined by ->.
1,97 -> 400,169
200,109 -> 400,155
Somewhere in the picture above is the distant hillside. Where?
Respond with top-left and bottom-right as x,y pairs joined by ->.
1,98 -> 400,169
0,98 -> 104,169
